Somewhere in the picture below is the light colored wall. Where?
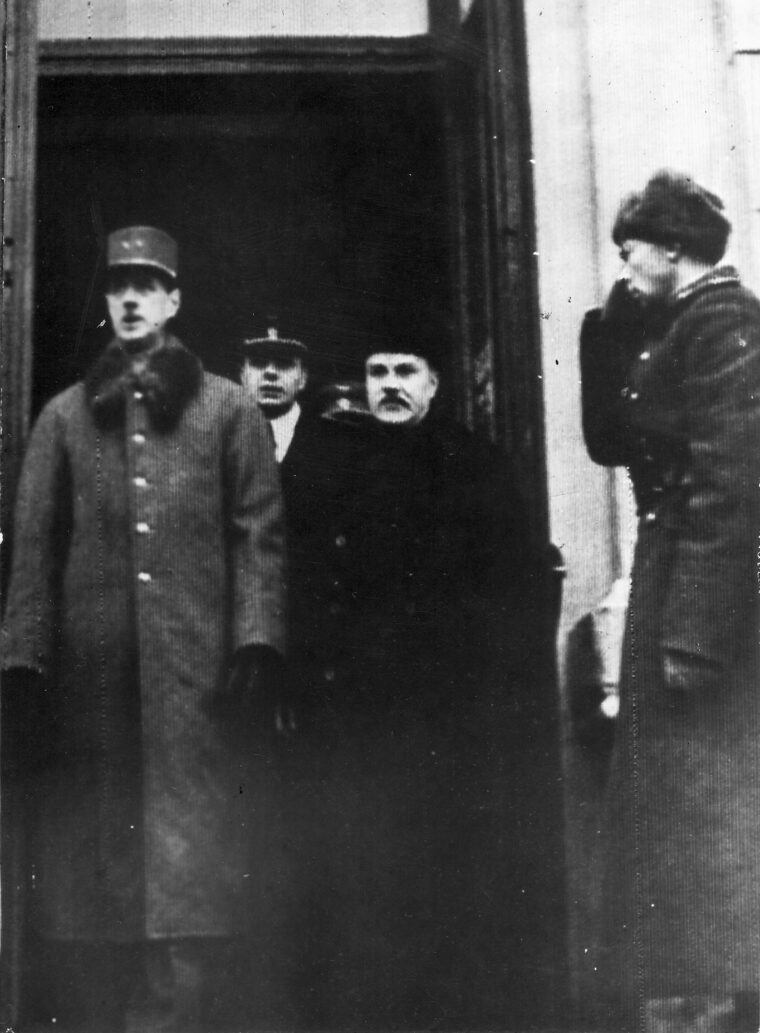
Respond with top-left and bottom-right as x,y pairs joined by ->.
526,0 -> 755,644
38,0 -> 428,39
524,0 -> 619,653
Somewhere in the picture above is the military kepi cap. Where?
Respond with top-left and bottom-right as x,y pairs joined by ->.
242,324 -> 308,355
107,226 -> 178,279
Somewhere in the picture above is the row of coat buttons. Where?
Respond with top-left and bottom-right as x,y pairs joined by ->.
132,395 -> 153,582
620,352 -> 650,400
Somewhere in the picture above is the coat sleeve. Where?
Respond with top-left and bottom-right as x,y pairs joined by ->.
580,281 -> 650,466
1,400 -> 72,676
660,296 -> 760,673
224,391 -> 287,657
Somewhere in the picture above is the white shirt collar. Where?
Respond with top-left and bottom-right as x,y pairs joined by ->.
269,402 -> 301,463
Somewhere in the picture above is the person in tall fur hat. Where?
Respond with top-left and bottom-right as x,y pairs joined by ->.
255,306 -> 559,1029
1,226 -> 286,1032
580,170 -> 760,1032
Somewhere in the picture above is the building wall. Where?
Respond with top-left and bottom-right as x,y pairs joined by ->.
38,0 -> 428,39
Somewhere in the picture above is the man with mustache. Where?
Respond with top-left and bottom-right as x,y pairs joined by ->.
1,226 -> 286,1032
269,316 -> 550,1029
581,170 -> 760,1032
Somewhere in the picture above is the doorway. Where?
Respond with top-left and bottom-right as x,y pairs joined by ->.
34,71 -> 452,411
4,11 -> 568,1027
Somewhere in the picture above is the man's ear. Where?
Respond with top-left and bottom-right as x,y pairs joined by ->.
298,364 -> 308,393
169,288 -> 181,317
429,369 -> 440,396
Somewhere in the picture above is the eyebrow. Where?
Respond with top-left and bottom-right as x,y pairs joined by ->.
367,362 -> 420,375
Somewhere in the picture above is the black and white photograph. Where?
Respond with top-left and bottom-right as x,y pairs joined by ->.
2,2 -> 760,1032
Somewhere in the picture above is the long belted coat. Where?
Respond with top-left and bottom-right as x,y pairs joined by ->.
580,269 -> 760,1014
1,335 -> 285,942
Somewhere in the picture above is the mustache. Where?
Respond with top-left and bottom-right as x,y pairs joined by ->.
380,392 -> 410,408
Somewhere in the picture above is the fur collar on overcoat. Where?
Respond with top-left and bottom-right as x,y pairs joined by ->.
85,333 -> 203,432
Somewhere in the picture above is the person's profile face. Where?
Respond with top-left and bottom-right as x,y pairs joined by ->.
105,267 -> 180,345
241,352 -> 307,416
618,239 -> 677,302
365,352 -> 439,427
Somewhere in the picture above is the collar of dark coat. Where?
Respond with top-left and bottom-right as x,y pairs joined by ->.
85,333 -> 203,433
672,264 -> 741,306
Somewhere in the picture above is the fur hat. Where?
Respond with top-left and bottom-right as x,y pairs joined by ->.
362,303 -> 450,371
612,169 -> 731,264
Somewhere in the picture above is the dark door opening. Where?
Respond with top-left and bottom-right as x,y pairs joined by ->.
3,46 -> 567,1031
34,71 -> 452,412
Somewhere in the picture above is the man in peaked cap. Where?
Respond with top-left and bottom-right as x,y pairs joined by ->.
1,225 -> 286,1032
240,321 -> 310,461
580,170 -> 760,1031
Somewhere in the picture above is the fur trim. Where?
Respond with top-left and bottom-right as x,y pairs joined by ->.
86,334 -> 203,432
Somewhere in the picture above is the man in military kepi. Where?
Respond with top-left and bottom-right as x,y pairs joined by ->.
1,225 -> 286,1032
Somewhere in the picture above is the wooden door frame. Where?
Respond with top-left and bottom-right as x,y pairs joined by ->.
2,0 -> 39,539
443,0 -> 549,543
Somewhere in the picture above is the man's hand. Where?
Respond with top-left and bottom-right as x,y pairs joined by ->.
663,648 -> 722,693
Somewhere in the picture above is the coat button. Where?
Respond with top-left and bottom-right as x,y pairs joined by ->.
323,667 -> 335,682
644,512 -> 656,524
132,433 -> 146,444
135,522 -> 150,534
639,351 -> 650,361
133,476 -> 149,488
335,534 -> 347,548
629,391 -> 639,401
620,387 -> 629,398
137,571 -> 152,583
133,390 -> 144,401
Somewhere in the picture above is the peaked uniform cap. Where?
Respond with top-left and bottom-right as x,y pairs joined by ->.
107,226 -> 179,279
241,325 -> 308,355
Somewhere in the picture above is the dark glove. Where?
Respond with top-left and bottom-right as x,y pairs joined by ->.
600,277 -> 643,324
221,645 -> 295,738
663,648 -> 722,694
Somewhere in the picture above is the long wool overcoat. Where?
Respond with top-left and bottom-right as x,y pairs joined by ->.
253,414 -> 560,1029
1,336 -> 285,942
581,268 -> 760,1012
